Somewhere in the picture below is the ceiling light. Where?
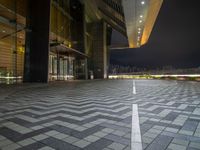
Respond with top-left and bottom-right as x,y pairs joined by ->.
138,28 -> 141,31
141,1 -> 145,5
140,15 -> 143,18
139,20 -> 142,23
2,30 -> 6,33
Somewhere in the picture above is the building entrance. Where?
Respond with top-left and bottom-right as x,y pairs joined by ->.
49,53 -> 74,81
49,43 -> 88,81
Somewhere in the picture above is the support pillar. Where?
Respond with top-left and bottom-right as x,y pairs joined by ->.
23,0 -> 51,83
92,21 -> 108,79
85,58 -> 88,80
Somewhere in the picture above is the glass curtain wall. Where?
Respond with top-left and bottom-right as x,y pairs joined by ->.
0,0 -> 26,84
49,0 -> 74,81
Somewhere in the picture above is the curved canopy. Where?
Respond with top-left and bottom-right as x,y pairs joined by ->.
122,0 -> 163,48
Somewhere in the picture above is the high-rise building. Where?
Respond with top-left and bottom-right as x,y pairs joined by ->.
0,0 -> 163,83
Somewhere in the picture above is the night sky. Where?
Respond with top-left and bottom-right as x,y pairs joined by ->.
110,0 -> 200,69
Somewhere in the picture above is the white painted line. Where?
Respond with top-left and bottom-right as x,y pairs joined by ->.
133,80 -> 136,94
131,104 -> 142,150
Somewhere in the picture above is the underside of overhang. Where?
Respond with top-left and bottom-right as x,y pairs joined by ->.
82,0 -> 127,36
122,0 -> 163,48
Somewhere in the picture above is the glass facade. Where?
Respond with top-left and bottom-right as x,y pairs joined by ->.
0,0 -> 87,83
0,0 -> 112,83
49,0 -> 87,81
0,0 -> 26,84
49,0 -> 74,81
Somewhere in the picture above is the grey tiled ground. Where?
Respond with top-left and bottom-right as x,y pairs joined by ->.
0,80 -> 200,150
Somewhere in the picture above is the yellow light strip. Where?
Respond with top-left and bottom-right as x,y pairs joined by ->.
141,0 -> 163,45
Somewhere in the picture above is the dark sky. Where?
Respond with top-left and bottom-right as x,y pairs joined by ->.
110,0 -> 200,69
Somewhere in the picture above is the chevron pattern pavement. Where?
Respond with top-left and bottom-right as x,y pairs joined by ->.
0,80 -> 200,150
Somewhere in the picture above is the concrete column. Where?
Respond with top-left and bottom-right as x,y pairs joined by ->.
85,58 -> 88,80
92,21 -> 108,79
23,0 -> 51,83
103,22 -> 108,79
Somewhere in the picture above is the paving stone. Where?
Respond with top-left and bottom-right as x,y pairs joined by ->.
83,123 -> 96,128
142,136 -> 154,144
31,126 -> 44,130
145,135 -> 173,150
101,128 -> 115,133
148,128 -> 162,134
165,127 -> 179,133
84,135 -> 100,142
182,120 -> 199,131
143,132 -> 158,139
189,142 -> 200,149
112,130 -> 126,137
93,131 -> 108,138
108,142 -> 126,150
1,143 -> 21,150
41,137 -> 80,150
179,130 -> 194,136
32,134 -> 49,141
17,138 -> 36,146
168,143 -> 187,150
123,133 -> 131,139
123,146 -> 131,150
193,108 -> 200,115
73,139 -> 90,148
16,142 -> 45,150
45,130 -> 61,136
194,131 -> 200,137
172,115 -> 188,126
187,147 -> 200,150
0,135 -> 6,141
53,133 -> 69,140
102,148 -> 112,150
38,146 -> 56,150
84,138 -> 113,150
172,138 -> 189,146
62,136 -> 79,144
104,134 -> 130,145
0,139 -> 13,148
140,123 -> 154,135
